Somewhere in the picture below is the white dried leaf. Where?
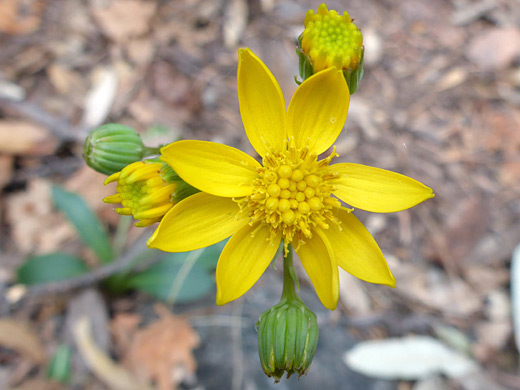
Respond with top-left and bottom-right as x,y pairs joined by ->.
82,67 -> 118,128
344,336 -> 478,380
510,243 -> 520,353
73,317 -> 152,390
223,0 -> 248,48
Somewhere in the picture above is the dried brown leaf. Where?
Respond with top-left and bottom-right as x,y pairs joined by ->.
466,28 -> 520,71
0,154 -> 13,189
73,316 -> 152,390
425,197 -> 490,265
110,313 -> 141,357
0,0 -> 42,35
92,0 -> 157,42
0,121 -> 57,156
0,319 -> 45,364
47,64 -> 83,95
123,305 -> 199,390
223,0 -> 248,48
6,179 -> 74,253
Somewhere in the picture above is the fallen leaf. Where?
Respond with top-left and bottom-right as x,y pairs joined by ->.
0,0 -> 43,35
81,67 -> 118,129
424,196 -> 490,265
510,243 -> 520,353
466,28 -> 520,71
0,121 -> 57,155
338,269 -> 371,315
123,305 -> 199,390
223,0 -> 248,48
6,179 -> 75,253
475,320 -> 511,350
0,154 -> 13,188
65,289 -> 111,368
126,38 -> 156,67
0,319 -> 45,364
499,160 -> 520,189
413,375 -> 449,390
395,263 -> 481,316
73,316 -> 152,390
47,63 -> 83,95
435,67 -> 468,91
110,313 -> 141,357
92,0 -> 157,42
344,336 -> 478,380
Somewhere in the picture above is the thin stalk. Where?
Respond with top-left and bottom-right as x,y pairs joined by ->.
281,244 -> 300,301
143,146 -> 162,157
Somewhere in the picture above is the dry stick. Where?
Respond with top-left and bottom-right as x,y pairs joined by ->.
0,97 -> 86,143
13,233 -> 159,305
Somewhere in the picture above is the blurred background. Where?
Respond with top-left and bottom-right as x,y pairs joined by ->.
1,0 -> 520,389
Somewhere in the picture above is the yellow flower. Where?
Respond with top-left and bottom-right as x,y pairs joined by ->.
148,48 -> 434,310
104,161 -> 178,227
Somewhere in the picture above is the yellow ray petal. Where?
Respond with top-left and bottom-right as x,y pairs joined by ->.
295,230 -> 339,310
287,68 -> 350,155
147,192 -> 248,252
160,140 -> 261,198
103,194 -> 122,204
216,223 -> 281,305
330,163 -> 435,213
104,172 -> 121,185
328,208 -> 395,286
238,48 -> 287,156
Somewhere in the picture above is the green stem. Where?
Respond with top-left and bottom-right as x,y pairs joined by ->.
143,146 -> 162,157
281,243 -> 300,301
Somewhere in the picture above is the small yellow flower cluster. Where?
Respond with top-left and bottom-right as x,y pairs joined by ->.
301,4 -> 363,72
104,161 -> 178,227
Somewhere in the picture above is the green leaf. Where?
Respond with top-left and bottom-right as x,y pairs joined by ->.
127,259 -> 214,303
18,253 -> 88,285
51,186 -> 113,263
127,240 -> 227,303
47,344 -> 72,383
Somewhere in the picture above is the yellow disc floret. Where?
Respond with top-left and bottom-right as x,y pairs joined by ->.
104,161 -> 178,227
301,3 -> 363,72
237,141 -> 344,255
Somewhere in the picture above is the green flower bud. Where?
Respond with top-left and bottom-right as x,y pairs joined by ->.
83,124 -> 145,175
257,296 -> 319,382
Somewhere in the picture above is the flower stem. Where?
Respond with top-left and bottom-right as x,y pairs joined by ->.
143,146 -> 162,157
281,243 -> 301,302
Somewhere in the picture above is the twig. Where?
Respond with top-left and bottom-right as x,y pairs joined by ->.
0,96 -> 86,143
11,233 -> 160,306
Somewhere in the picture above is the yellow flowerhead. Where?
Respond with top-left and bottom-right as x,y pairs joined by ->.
301,4 -> 363,73
104,161 -> 179,227
148,48 -> 434,310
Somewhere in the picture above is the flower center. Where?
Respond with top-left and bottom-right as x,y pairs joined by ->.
301,4 -> 363,72
238,143 -> 341,254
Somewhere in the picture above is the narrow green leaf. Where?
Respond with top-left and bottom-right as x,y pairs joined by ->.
18,253 -> 88,285
51,186 -> 113,263
47,344 -> 72,383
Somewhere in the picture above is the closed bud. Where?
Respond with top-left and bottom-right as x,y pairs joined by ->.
83,124 -> 145,175
257,297 -> 319,382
